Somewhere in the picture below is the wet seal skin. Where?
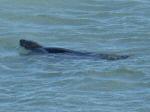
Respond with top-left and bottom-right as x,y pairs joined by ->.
19,39 -> 130,60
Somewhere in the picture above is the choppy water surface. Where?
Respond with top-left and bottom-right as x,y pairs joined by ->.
0,0 -> 150,112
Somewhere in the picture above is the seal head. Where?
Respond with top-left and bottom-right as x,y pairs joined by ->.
20,39 -> 42,50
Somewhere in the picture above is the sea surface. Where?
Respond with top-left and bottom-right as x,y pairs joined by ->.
0,0 -> 150,112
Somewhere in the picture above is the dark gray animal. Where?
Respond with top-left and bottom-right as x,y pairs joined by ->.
20,39 -> 130,60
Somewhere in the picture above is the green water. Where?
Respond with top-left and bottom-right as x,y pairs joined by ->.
0,0 -> 150,112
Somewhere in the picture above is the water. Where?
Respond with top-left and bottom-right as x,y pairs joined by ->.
0,0 -> 150,112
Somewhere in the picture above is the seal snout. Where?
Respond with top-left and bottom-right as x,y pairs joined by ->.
20,39 -> 27,47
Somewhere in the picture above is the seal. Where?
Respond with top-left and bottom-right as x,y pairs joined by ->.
19,39 -> 130,60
